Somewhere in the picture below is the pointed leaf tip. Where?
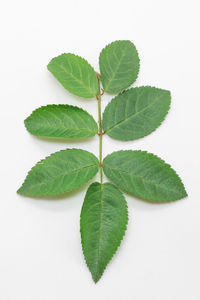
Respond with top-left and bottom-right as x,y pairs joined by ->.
47,53 -> 98,98
99,40 -> 140,94
24,104 -> 98,139
103,150 -> 187,203
80,182 -> 128,282
102,86 -> 171,141
18,149 -> 99,196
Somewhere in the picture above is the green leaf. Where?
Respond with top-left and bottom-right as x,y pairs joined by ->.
47,53 -> 98,98
17,149 -> 99,196
80,182 -> 128,282
103,150 -> 187,203
24,104 -> 98,139
99,40 -> 140,94
102,87 -> 171,141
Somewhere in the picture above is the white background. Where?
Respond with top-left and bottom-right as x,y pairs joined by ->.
0,0 -> 200,299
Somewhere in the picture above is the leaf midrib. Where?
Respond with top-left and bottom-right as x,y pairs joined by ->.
104,163 -> 184,196
32,124 -> 97,135
105,96 -> 162,133
95,183 -> 103,280
104,47 -> 127,92
58,64 -> 96,97
25,163 -> 98,189
46,108 -> 97,134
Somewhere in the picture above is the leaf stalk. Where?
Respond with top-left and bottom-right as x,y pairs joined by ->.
96,73 -> 103,185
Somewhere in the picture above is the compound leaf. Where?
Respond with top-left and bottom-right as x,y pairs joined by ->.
99,40 -> 140,94
103,150 -> 187,203
25,104 -> 98,139
47,53 -> 98,98
17,149 -> 99,196
80,182 -> 128,282
102,87 -> 171,141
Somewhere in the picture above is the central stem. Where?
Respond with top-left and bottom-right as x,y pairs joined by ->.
96,73 -> 103,185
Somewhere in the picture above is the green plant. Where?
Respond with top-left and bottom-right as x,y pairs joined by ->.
18,40 -> 187,283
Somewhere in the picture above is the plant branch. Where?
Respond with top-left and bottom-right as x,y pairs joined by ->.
96,73 -> 103,185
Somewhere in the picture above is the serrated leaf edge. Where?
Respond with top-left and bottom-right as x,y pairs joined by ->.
103,150 -> 187,202
99,40 -> 140,94
47,53 -> 98,98
80,182 -> 128,283
17,148 -> 99,196
24,104 -> 98,137
102,86 -> 171,141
